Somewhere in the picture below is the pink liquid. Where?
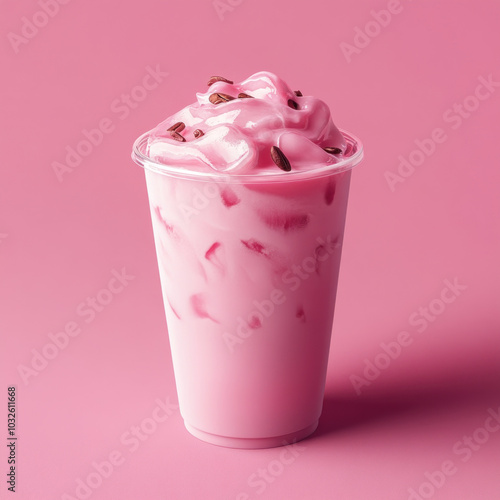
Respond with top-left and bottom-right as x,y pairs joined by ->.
144,166 -> 352,448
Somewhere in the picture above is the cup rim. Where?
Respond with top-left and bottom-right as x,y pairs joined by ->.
131,129 -> 363,183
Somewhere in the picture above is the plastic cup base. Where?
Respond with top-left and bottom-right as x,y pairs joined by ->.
184,420 -> 319,449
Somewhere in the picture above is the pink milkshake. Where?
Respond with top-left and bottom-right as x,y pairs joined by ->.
132,72 -> 363,448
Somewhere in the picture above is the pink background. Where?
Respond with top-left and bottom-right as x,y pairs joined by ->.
1,0 -> 499,499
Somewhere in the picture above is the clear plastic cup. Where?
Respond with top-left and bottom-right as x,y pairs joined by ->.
132,131 -> 363,448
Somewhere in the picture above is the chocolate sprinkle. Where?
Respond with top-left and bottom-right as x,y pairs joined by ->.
167,121 -> 185,133
288,99 -> 299,110
270,146 -> 291,172
193,129 -> 204,138
238,93 -> 254,99
323,147 -> 342,155
170,130 -> 186,142
207,76 -> 234,86
294,90 -> 303,97
209,93 -> 236,105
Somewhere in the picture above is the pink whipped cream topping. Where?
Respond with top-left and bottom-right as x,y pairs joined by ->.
145,71 -> 348,175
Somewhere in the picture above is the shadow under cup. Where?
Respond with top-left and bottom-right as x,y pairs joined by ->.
132,131 -> 363,448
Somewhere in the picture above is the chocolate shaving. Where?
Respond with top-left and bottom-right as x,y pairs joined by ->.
288,99 -> 299,110
238,93 -> 254,99
170,130 -> 186,142
167,121 -> 185,133
270,146 -> 291,172
323,147 -> 342,155
207,76 -> 234,86
209,93 -> 236,105
193,129 -> 204,138
294,90 -> 303,97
